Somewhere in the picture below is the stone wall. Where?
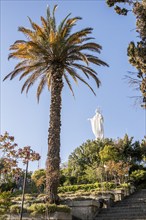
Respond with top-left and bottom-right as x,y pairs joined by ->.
4,212 -> 72,220
65,199 -> 100,220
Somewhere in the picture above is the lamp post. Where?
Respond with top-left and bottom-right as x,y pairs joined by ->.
18,146 -> 40,220
20,160 -> 28,220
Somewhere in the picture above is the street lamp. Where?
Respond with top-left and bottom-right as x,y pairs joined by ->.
18,146 -> 40,220
20,160 -> 29,220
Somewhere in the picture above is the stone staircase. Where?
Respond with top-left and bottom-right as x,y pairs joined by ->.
95,189 -> 146,220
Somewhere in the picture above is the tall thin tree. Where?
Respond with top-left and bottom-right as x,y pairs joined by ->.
4,6 -> 108,203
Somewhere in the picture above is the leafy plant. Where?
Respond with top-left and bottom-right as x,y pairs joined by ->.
58,182 -> 116,193
28,203 -> 70,216
130,169 -> 146,185
10,204 -> 21,214
0,191 -> 12,214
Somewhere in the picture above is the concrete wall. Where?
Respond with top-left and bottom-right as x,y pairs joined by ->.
4,212 -> 72,220
65,200 -> 100,220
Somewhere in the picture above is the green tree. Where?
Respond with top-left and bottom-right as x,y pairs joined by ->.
0,191 -> 12,215
99,144 -> 119,163
130,169 -> 146,186
141,137 -> 146,163
67,138 -> 114,183
3,6 -> 108,203
66,135 -> 145,184
31,169 -> 46,193
106,0 -> 146,108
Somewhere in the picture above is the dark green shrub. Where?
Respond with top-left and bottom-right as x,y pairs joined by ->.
28,203 -> 46,216
10,204 -> 21,214
0,191 -> 12,213
58,182 -> 117,193
28,203 -> 70,216
130,169 -> 146,185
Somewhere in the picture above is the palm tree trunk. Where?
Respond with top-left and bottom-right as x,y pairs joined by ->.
46,69 -> 63,204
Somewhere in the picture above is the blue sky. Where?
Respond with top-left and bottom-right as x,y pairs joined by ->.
1,0 -> 145,171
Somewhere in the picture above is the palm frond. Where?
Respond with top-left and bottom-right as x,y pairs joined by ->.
79,43 -> 102,53
52,5 -> 58,31
85,54 -> 109,66
60,17 -> 82,39
19,63 -> 46,80
28,17 -> 46,40
72,63 -> 89,79
3,66 -> 27,81
21,69 -> 44,94
66,28 -> 93,45
37,76 -> 46,102
72,63 -> 101,87
66,66 -> 96,95
9,43 -> 27,52
58,13 -> 71,33
47,5 -> 57,32
25,69 -> 45,94
75,52 -> 89,65
65,66 -> 78,84
27,41 -> 50,56
18,27 -> 35,40
47,73 -> 52,91
9,41 -> 27,50
41,16 -> 48,30
79,37 -> 95,43
14,60 -> 28,70
64,73 -> 75,97
8,52 -> 33,60
19,69 -> 35,81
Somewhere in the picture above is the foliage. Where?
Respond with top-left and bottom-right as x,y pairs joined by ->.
67,139 -> 113,184
62,135 -> 145,186
58,182 -> 116,193
18,146 -> 40,164
105,160 -> 131,184
0,132 -> 19,184
106,0 -> 146,108
28,203 -> 46,216
28,203 -> 70,216
141,137 -> 146,162
99,145 -> 119,162
10,204 -> 21,214
130,169 -> 146,185
0,192 -> 12,214
31,169 -> 46,192
0,132 -> 40,192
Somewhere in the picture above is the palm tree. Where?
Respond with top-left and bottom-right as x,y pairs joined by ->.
4,5 -> 108,203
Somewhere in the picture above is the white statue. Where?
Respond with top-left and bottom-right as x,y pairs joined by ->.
88,109 -> 104,140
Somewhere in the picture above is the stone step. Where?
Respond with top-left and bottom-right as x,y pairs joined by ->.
98,210 -> 146,215
101,208 -> 146,214
114,203 -> 146,207
95,217 -> 146,220
114,204 -> 146,207
96,189 -> 146,220
117,200 -> 146,203
98,213 -> 146,217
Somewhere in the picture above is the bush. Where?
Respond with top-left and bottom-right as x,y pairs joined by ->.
28,203 -> 46,216
0,191 -> 12,213
58,182 -> 116,193
28,203 -> 70,216
0,182 -> 17,192
130,169 -> 146,185
10,204 -> 21,214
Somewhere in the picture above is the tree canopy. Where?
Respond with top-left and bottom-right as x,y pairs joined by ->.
106,0 -> 146,108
